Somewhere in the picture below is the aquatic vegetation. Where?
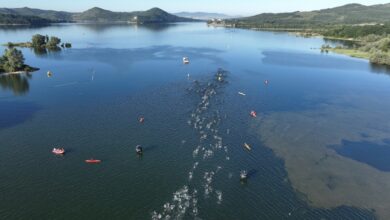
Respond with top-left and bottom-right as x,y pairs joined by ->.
254,93 -> 390,219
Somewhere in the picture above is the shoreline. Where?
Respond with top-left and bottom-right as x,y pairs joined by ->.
0,67 -> 39,76
224,25 -> 387,65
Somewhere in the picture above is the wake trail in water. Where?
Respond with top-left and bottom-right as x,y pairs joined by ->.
152,69 -> 230,220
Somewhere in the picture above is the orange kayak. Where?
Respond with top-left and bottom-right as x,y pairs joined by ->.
85,159 -> 101,163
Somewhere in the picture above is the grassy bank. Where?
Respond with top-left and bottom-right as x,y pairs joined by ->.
326,48 -> 370,59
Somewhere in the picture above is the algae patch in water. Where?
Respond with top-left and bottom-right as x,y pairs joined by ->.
253,93 -> 390,219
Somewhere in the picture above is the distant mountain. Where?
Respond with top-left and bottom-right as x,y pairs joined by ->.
230,3 -> 390,28
0,7 -> 195,25
174,12 -> 238,20
0,13 -> 52,25
72,7 -> 130,22
0,7 -> 72,22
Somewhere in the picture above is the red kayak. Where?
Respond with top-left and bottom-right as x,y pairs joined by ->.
85,159 -> 101,163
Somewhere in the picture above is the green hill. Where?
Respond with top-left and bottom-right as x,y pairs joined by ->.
0,7 -> 195,25
229,3 -> 390,28
73,7 -> 193,23
0,13 -> 52,25
0,7 -> 72,22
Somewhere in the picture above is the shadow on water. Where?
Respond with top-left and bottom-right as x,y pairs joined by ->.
329,139 -> 390,172
246,169 -> 258,178
0,73 -> 31,95
0,101 -> 41,130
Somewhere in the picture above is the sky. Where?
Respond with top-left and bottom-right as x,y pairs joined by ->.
1,0 -> 390,16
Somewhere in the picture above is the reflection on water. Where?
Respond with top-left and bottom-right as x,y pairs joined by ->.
323,38 -> 360,48
42,46 -> 224,67
31,46 -> 62,56
369,63 -> 390,76
78,23 -> 179,33
0,73 -> 31,95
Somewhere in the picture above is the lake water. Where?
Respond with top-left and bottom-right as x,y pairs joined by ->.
1,23 -> 390,220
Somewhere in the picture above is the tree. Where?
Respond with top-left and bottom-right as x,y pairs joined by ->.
0,55 -> 5,72
47,36 -> 61,48
1,48 -> 25,72
31,34 -> 46,48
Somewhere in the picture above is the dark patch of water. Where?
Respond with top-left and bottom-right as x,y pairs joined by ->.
331,139 -> 390,172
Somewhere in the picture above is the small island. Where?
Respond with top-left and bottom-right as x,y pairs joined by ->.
0,48 -> 38,74
0,34 -> 73,74
5,34 -> 72,50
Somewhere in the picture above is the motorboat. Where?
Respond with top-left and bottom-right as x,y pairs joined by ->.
85,159 -> 101,163
139,117 -> 145,123
250,110 -> 257,118
183,57 -> 190,64
264,80 -> 269,85
136,145 -> 143,154
47,71 -> 52,77
238,92 -> 246,96
52,148 -> 65,155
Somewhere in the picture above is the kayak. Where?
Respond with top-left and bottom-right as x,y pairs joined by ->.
52,148 -> 65,155
85,159 -> 101,163
243,143 -> 251,151
250,111 -> 257,118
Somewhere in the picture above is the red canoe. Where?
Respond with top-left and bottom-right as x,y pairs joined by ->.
85,159 -> 101,163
